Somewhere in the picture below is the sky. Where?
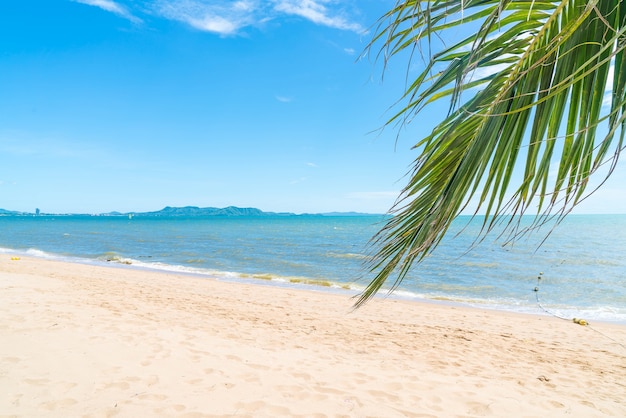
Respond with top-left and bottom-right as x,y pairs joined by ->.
1,0 -> 625,215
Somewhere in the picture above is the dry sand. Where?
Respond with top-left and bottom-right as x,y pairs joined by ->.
1,255 -> 625,417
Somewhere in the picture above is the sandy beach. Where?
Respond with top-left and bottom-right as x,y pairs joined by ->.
1,255 -> 625,417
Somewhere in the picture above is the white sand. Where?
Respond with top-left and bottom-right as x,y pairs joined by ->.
1,255 -> 625,417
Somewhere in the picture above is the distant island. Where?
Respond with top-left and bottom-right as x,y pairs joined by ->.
0,206 -> 382,217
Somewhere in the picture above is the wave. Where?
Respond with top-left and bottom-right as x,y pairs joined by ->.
3,245 -> 624,324
0,247 -> 62,260
380,288 -> 626,324
325,251 -> 369,260
97,252 -> 134,265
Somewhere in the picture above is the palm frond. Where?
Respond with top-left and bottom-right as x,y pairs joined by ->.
357,0 -> 626,307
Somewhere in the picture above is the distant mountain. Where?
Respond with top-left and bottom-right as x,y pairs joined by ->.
132,207 -> 383,217
0,206 -> 382,217
132,206 -> 279,217
0,209 -> 26,216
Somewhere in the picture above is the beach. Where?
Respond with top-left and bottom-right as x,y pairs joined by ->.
1,255 -> 625,417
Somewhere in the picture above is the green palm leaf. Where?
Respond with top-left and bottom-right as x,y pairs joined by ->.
357,0 -> 626,307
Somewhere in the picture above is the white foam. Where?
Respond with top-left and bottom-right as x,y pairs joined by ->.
2,245 -> 623,324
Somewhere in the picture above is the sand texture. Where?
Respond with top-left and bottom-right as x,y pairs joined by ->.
1,255 -> 625,417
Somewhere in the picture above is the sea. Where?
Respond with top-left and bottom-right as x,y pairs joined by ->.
1,214 -> 625,323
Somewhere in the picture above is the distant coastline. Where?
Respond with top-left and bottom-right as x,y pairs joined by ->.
3,206 -> 624,218
0,206 -> 382,217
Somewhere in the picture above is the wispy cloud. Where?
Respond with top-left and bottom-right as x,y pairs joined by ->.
73,0 -> 364,36
154,0 -> 257,35
74,0 -> 142,23
273,0 -> 364,33
275,95 -> 293,103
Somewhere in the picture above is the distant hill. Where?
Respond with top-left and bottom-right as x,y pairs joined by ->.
131,206 -> 281,217
0,206 -> 382,217
128,207 -> 381,217
0,209 -> 26,216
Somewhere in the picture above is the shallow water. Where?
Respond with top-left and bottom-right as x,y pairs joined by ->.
1,214 -> 624,323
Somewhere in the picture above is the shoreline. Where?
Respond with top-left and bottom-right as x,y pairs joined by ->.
3,248 -> 624,326
2,255 -> 625,416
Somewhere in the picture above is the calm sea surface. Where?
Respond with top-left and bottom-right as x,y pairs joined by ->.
1,214 -> 624,323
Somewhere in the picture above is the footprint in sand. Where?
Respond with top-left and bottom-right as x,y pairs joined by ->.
467,401 -> 492,415
103,381 -> 130,390
247,363 -> 271,371
137,393 -> 167,401
40,398 -> 78,411
290,371 -> 311,381
140,375 -> 159,387
24,378 -> 51,386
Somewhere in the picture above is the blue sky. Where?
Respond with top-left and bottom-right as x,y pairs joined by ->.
1,0 -> 624,214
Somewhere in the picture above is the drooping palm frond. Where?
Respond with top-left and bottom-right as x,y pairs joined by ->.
357,0 -> 626,306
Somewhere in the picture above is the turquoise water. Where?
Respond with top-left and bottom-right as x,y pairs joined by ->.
1,214 -> 625,323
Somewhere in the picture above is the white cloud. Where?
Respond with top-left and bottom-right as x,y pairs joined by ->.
188,15 -> 240,34
154,0 -> 256,35
233,0 -> 256,12
275,95 -> 293,103
74,0 -> 364,35
273,0 -> 364,33
74,0 -> 142,23
150,0 -> 363,35
306,162 -> 318,167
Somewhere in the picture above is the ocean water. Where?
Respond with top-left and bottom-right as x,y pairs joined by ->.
1,214 -> 624,323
